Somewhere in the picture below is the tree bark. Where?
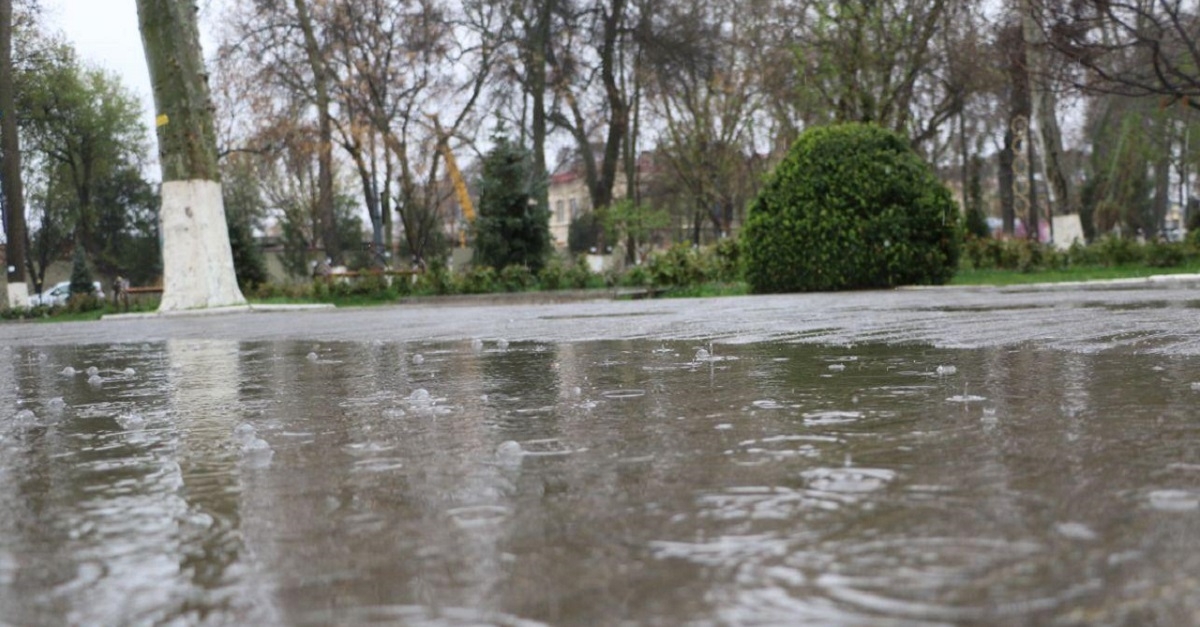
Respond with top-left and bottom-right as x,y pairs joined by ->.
1,0 -> 29,307
137,0 -> 246,311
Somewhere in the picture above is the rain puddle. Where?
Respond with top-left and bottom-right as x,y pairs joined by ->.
0,339 -> 1197,625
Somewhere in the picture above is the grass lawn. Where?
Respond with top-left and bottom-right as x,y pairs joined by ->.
950,262 -> 1200,286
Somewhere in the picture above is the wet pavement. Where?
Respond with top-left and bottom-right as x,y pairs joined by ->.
1,281 -> 1199,625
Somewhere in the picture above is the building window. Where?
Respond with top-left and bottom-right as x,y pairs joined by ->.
569,197 -> 579,218
556,200 -> 565,222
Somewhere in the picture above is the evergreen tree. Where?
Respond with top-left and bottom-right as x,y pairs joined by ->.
473,132 -> 550,272
68,246 -> 95,297
964,155 -> 990,239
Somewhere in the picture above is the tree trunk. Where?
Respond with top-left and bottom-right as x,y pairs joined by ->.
1154,151 -> 1171,236
1023,0 -> 1072,241
137,0 -> 246,311
529,0 -> 552,212
999,139 -> 1015,236
292,0 -> 341,266
1,0 -> 29,307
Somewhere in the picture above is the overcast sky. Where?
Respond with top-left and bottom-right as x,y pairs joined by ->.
43,0 -> 223,152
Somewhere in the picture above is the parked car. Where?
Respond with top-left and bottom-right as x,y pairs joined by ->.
29,281 -> 105,307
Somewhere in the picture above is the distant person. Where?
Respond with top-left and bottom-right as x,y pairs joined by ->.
312,258 -> 332,280
112,276 -> 130,312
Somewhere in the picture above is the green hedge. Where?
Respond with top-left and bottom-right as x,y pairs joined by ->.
742,123 -> 961,292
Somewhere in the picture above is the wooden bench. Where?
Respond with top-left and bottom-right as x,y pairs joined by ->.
112,285 -> 163,311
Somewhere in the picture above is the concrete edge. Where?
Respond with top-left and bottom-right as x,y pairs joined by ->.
102,303 -> 335,321
899,273 -> 1200,293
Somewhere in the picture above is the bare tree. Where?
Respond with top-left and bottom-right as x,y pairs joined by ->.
1042,0 -> 1200,106
642,0 -> 768,242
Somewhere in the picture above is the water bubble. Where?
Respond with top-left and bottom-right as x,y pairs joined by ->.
241,437 -> 271,453
803,410 -> 862,425
412,354 -> 425,365
85,366 -> 99,377
306,352 -> 319,362
497,339 -> 510,350
471,338 -> 484,352
571,386 -> 582,398
234,423 -> 257,439
116,412 -> 146,431
946,394 -> 986,403
36,353 -> 48,363
123,368 -> 136,376
828,363 -> 846,372
240,436 -> 274,468
496,440 -> 524,463
802,467 -> 896,493
936,365 -> 958,376
694,348 -> 710,362
47,397 -> 66,412
408,388 -> 431,403
1054,522 -> 1098,541
60,366 -> 76,377
13,409 -> 36,425
1191,382 -> 1200,392
1148,490 -> 1200,512
87,375 -> 103,387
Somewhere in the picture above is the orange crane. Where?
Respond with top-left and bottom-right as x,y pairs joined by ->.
427,115 -> 475,245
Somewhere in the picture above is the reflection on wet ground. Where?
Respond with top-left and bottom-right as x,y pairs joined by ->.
1,339 -> 1198,625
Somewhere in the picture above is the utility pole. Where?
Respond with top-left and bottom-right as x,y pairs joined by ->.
136,0 -> 246,311
0,0 -> 28,308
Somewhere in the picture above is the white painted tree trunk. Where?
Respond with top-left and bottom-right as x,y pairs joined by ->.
6,282 -> 28,309
158,180 -> 246,311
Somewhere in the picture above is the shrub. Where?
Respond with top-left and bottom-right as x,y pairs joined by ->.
646,243 -> 710,287
1091,235 -> 1142,266
741,123 -> 960,293
459,265 -> 499,294
712,237 -> 743,283
567,256 -> 599,289
619,264 -> 650,287
537,256 -> 570,290
499,265 -> 537,292
415,260 -> 458,295
1144,241 -> 1186,268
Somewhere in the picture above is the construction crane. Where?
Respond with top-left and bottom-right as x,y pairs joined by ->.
427,115 -> 474,246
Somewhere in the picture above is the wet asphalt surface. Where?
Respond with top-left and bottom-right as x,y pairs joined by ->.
2,278 -> 1199,356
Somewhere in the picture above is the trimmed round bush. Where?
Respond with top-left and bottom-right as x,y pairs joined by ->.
742,123 -> 961,293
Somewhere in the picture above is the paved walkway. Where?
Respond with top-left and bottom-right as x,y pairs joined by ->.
2,277 -> 1199,355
